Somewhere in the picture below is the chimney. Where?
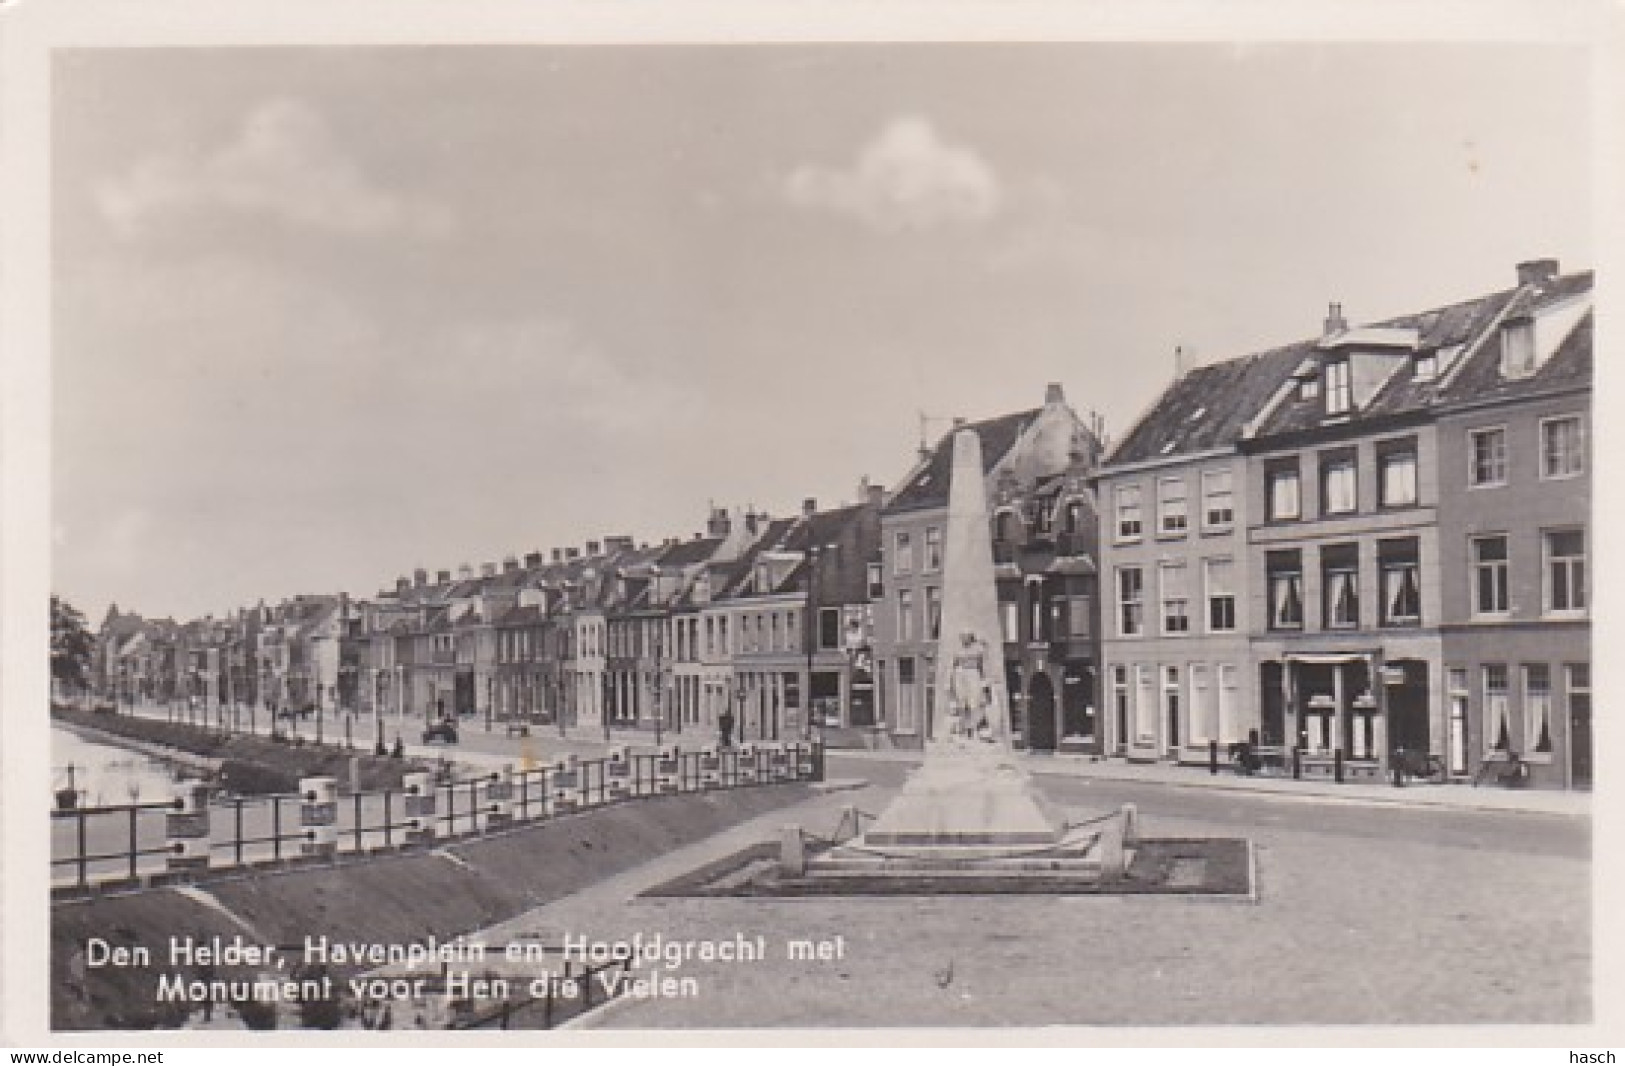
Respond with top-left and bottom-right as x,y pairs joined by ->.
503,555 -> 520,572
867,480 -> 885,509
1516,258 -> 1560,288
414,568 -> 427,588
604,535 -> 634,553
1174,345 -> 1195,379
585,540 -> 601,557
1324,302 -> 1347,338
564,547 -> 579,561
481,562 -> 497,578
523,551 -> 542,568
551,548 -> 563,563
458,563 -> 474,580
437,569 -> 451,584
952,416 -> 967,430
802,497 -> 818,516
396,576 -> 410,595
705,506 -> 732,539
1044,381 -> 1065,405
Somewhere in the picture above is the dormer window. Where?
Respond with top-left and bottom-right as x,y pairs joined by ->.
1501,317 -> 1536,379
1299,377 -> 1319,401
1324,358 -> 1352,415
1413,352 -> 1437,381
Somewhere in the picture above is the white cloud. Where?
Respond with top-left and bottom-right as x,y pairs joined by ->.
785,116 -> 1003,232
94,98 -> 453,239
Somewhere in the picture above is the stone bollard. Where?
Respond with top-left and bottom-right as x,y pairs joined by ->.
165,782 -> 212,872
1120,802 -> 1138,844
605,746 -> 632,801
299,776 -> 339,858
402,770 -> 437,845
1095,814 -> 1126,881
736,743 -> 760,784
779,824 -> 806,877
550,756 -> 580,815
699,746 -> 722,788
482,766 -> 515,831
656,746 -> 681,794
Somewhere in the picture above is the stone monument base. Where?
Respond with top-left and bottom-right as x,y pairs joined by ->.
856,741 -> 1069,852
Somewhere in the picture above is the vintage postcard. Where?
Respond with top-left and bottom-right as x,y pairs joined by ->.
2,0 -> 1619,1050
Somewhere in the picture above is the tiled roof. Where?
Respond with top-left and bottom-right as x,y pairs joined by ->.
1438,274 -> 1593,407
1254,288 -> 1517,438
657,536 -> 722,568
886,408 -> 1041,513
1106,343 -> 1310,466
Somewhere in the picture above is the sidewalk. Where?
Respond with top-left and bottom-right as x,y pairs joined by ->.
832,745 -> 1593,816
95,702 -> 1589,816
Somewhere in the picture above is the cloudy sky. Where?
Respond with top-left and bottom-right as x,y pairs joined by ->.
51,43 -> 1593,621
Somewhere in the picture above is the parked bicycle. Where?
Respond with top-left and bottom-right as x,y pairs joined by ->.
1391,746 -> 1447,784
1472,750 -> 1530,788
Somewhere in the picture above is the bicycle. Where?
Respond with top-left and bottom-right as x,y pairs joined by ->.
1471,750 -> 1530,788
1391,746 -> 1447,784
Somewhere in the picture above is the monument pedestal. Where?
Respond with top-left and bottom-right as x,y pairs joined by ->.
858,741 -> 1067,852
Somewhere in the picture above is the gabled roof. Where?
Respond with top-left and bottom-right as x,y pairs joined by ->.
1437,273 -> 1593,408
887,408 -> 1041,513
1106,343 -> 1310,467
1252,288 -> 1517,439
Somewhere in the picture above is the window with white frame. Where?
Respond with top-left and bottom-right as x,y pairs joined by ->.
1001,598 -> 1019,643
1202,469 -> 1234,530
1204,557 -> 1236,632
1112,665 -> 1130,747
1379,538 -> 1421,626
1413,351 -> 1438,381
1118,566 -> 1145,637
1320,450 -> 1358,516
924,525 -> 944,571
1472,535 -> 1510,616
866,562 -> 884,599
1266,459 -> 1301,521
893,531 -> 914,575
1378,439 -> 1419,508
1325,358 -> 1352,415
1483,664 -> 1510,752
1501,317 -> 1536,379
1469,427 -> 1507,487
1544,528 -> 1585,614
897,588 -> 915,642
1321,544 -> 1360,629
1541,415 -> 1584,479
1266,550 -> 1303,630
925,585 -> 942,641
1524,664 -> 1553,755
1115,485 -> 1143,541
1217,663 -> 1239,744
1160,562 -> 1190,634
1134,664 -> 1156,743
1158,477 -> 1188,536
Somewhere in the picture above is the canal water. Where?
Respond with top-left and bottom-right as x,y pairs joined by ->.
51,725 -> 185,808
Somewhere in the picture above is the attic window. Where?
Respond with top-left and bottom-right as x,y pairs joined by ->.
1324,358 -> 1352,415
1501,317 -> 1536,379
1413,352 -> 1438,381
1159,440 -> 1178,456
1187,406 -> 1208,423
1299,377 -> 1319,401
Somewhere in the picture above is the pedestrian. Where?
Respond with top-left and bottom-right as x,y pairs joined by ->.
719,708 -> 735,749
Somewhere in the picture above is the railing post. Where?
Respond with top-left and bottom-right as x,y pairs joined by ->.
77,811 -> 88,888
384,791 -> 393,848
299,777 -> 339,859
128,806 -> 138,882
1292,745 -> 1302,780
1334,747 -> 1345,784
353,792 -> 364,853
235,800 -> 244,867
273,797 -> 282,861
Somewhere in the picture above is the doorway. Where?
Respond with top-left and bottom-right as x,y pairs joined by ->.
1027,672 -> 1057,751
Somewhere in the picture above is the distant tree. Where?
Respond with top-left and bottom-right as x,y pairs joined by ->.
51,595 -> 94,696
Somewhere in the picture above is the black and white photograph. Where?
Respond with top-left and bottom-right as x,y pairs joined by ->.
3,0 -> 1618,1048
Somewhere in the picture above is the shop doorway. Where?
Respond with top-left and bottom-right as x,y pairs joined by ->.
1027,672 -> 1057,751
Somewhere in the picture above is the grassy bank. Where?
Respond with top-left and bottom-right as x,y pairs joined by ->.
52,705 -> 430,794
51,783 -> 814,1030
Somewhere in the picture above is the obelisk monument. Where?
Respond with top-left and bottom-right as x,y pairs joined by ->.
863,428 -> 1064,849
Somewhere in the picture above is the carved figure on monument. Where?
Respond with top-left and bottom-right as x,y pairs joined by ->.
947,630 -> 995,742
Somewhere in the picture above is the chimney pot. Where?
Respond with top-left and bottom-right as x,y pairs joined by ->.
1324,302 -> 1347,338
586,540 -> 600,557
951,416 -> 967,429
551,548 -> 562,563
437,569 -> 451,584
1516,258 -> 1560,288
523,552 -> 542,568
481,562 -> 497,578
1045,381 -> 1065,405
397,576 -> 410,593
414,568 -> 427,588
802,497 -> 818,516
503,556 -> 519,572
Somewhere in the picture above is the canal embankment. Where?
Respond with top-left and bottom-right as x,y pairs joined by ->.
51,780 -> 816,1030
52,705 -> 430,795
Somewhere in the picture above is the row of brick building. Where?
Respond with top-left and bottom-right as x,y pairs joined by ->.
93,258 -> 1591,787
